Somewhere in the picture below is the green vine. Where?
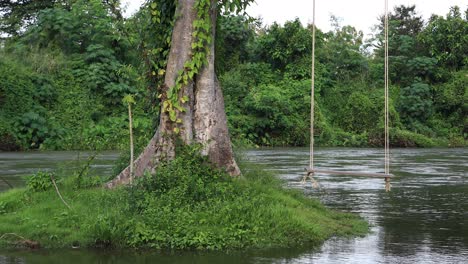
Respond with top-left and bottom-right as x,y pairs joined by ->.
150,0 -> 254,133
146,0 -> 176,111
162,0 -> 212,133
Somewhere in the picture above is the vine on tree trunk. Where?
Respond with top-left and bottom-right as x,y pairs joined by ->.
162,0 -> 212,133
150,0 -> 255,133
146,0 -> 176,112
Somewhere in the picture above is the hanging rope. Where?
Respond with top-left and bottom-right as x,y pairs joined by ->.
305,0 -> 392,192
310,0 -> 316,170
384,0 -> 391,192
302,0 -> 317,187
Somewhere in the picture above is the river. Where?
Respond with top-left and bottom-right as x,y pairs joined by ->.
0,148 -> 467,263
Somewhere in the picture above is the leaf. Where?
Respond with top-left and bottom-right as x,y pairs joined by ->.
122,94 -> 135,105
174,101 -> 184,111
169,110 -> 177,122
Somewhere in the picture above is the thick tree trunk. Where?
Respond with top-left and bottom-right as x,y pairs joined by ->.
193,3 -> 240,175
106,0 -> 239,188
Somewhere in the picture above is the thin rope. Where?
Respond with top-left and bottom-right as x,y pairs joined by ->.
303,0 -> 317,188
309,0 -> 316,170
384,0 -> 391,192
305,0 -> 391,191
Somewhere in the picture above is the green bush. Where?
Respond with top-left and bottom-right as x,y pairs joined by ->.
339,92 -> 379,133
13,111 -> 64,149
390,128 -> 437,147
26,171 -> 57,192
399,82 -> 433,127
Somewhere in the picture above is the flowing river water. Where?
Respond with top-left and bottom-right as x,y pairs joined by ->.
0,148 -> 467,263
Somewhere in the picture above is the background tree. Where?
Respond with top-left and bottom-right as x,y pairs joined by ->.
420,6 -> 468,72
0,0 -> 58,37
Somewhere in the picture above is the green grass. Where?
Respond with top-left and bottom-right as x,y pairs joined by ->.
0,147 -> 368,250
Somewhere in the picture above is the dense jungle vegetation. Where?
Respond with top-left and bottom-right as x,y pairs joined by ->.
0,1 -> 466,151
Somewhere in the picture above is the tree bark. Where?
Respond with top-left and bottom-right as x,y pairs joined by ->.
106,0 -> 239,188
193,2 -> 240,175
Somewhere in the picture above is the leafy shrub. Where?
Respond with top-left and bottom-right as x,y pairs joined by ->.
339,92 -> 379,133
390,128 -> 436,147
27,171 -> 57,192
13,111 -> 64,149
399,82 -> 433,126
130,144 -> 229,206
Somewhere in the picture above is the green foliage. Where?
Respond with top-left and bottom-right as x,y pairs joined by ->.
219,5 -> 466,147
130,145 -> 227,204
221,63 -> 312,146
216,15 -> 255,75
339,92 -> 380,133
0,0 -> 57,36
219,0 -> 255,15
26,171 -> 57,192
13,111 -> 63,149
420,6 -> 468,71
399,82 -> 433,127
322,19 -> 367,82
0,0 -> 151,150
140,0 -> 176,110
254,19 -> 313,73
390,128 -> 437,147
433,71 -> 467,125
0,55 -> 67,149
0,2 -> 466,150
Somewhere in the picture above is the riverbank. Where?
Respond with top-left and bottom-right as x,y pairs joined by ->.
0,148 -> 367,250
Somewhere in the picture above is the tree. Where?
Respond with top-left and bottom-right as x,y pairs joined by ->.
107,0 -> 253,187
370,5 -> 426,85
322,17 -> 367,82
0,0 -> 57,37
0,0 -> 124,37
215,15 -> 255,75
399,81 -> 433,127
420,6 -> 468,71
254,19 -> 313,74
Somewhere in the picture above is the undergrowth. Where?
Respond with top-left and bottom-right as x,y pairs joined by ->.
0,146 -> 368,250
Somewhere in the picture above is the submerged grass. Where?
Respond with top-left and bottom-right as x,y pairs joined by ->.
0,146 -> 368,250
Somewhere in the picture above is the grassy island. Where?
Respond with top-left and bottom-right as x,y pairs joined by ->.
0,148 -> 367,250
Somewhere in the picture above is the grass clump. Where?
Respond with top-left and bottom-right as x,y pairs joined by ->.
0,146 -> 367,250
